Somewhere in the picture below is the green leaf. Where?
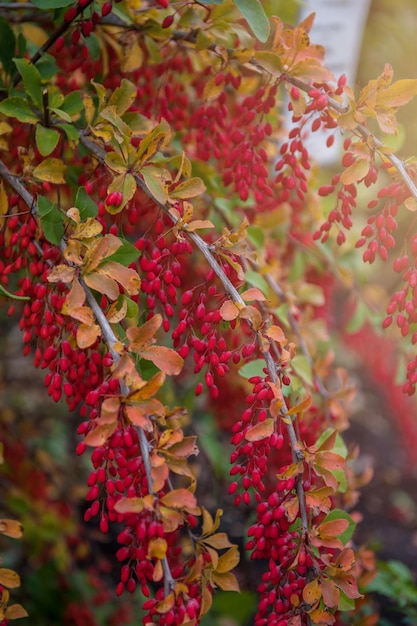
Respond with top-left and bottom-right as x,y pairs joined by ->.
322,509 -> 355,546
35,124 -> 60,157
0,18 -> 16,75
124,296 -> 139,320
74,187 -> 98,219
50,107 -> 72,123
13,58 -> 43,108
244,270 -> 269,296
60,122 -> 80,143
291,355 -> 313,386
37,195 -> 64,245
36,54 -> 58,81
337,590 -> 356,612
86,32 -> 101,62
234,0 -> 270,43
60,91 -> 83,118
31,0 -> 73,7
0,97 -> 38,124
316,429 -> 348,459
247,225 -> 265,249
108,79 -> 137,116
106,239 -> 140,266
238,358 -> 265,380
141,167 -> 168,205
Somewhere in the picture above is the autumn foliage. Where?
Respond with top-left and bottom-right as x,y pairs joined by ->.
0,1 -> 417,625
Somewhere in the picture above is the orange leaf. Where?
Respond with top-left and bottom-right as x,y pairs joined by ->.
211,571 -> 240,592
84,270 -> 119,300
318,518 -> 349,538
124,406 -> 152,431
340,158 -> 370,185
333,574 -> 362,599
99,261 -> 141,296
161,489 -> 198,512
265,325 -> 287,344
62,277 -> 86,313
320,578 -> 340,608
238,305 -> 263,330
76,323 -> 101,349
245,418 -> 274,442
287,394 -> 312,416
219,300 -> 240,321
84,421 -> 117,446
66,305 -> 95,325
0,519 -> 23,539
165,436 -> 199,458
127,314 -> 162,351
139,346 -> 184,375
276,462 -> 303,480
241,287 -> 267,301
114,496 -> 146,515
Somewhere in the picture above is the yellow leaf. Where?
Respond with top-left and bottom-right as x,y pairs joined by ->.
121,35 -> 144,72
308,608 -> 335,625
33,158 -> 66,184
0,519 -> 23,539
82,92 -> 96,125
76,323 -> 101,349
84,421 -> 117,446
202,533 -> 234,550
0,181 -> 8,219
245,418 -> 275,442
376,79 -> 417,109
106,297 -> 128,324
72,217 -> 103,240
147,537 -> 168,560
215,545 -> 240,574
219,300 -> 240,321
211,571 -> 240,592
405,197 -> 417,212
83,234 -> 122,272
340,158 -> 370,185
139,345 -> 184,376
183,220 -> 215,232
47,264 -> 76,284
5,603 -> 28,619
302,578 -> 321,605
0,569 -> 20,589
170,177 -> 206,199
135,119 -> 172,169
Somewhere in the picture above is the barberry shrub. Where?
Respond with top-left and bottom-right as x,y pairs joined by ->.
0,0 -> 416,624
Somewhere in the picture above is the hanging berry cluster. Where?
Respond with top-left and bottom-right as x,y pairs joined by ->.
1,3 -> 416,626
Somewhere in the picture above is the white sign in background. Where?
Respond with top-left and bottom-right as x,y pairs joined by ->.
294,0 -> 372,164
